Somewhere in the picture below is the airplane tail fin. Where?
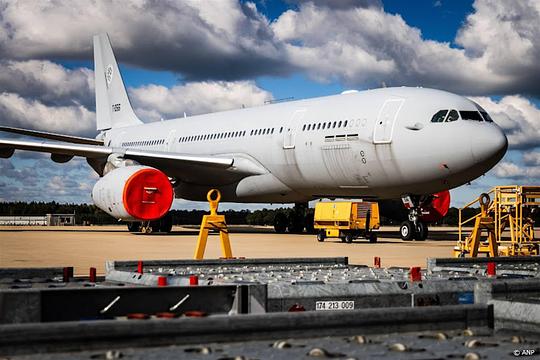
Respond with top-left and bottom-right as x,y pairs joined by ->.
93,33 -> 142,131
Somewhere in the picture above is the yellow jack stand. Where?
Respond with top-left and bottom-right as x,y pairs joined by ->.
194,189 -> 233,260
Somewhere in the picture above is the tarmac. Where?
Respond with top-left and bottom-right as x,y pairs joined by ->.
0,225 -> 464,275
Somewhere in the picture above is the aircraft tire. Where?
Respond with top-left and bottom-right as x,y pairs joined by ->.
273,212 -> 288,233
288,213 -> 305,233
415,222 -> 428,241
159,214 -> 173,233
400,221 -> 414,241
127,222 -> 141,233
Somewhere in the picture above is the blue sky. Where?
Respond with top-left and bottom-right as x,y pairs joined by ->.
0,0 -> 538,210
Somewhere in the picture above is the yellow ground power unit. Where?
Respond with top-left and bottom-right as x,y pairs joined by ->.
455,185 -> 540,257
314,201 -> 380,243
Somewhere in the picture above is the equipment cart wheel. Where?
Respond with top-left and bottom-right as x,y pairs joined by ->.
317,230 -> 326,242
345,233 -> 354,244
368,232 -> 377,243
400,221 -> 414,241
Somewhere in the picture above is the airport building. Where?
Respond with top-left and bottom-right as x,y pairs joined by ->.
0,213 -> 75,226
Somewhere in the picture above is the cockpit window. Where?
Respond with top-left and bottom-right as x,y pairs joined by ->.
473,102 -> 494,122
460,111 -> 483,121
431,110 -> 448,123
445,109 -> 459,122
479,111 -> 494,122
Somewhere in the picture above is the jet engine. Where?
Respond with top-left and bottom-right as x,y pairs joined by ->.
92,165 -> 174,221
418,190 -> 451,223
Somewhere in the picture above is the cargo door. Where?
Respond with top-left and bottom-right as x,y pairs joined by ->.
373,99 -> 404,144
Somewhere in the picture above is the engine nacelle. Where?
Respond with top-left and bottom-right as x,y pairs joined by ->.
92,165 -> 174,221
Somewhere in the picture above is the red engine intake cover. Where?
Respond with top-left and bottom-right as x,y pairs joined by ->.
419,190 -> 451,223
122,168 -> 174,221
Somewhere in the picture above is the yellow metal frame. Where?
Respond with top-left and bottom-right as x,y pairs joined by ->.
455,185 -> 540,257
193,189 -> 233,260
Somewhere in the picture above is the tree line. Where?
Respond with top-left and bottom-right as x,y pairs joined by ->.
0,200 -> 494,226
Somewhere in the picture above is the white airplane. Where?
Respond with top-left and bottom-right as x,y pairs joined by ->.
0,34 -> 507,240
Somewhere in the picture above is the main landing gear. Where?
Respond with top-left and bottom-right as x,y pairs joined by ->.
127,213 -> 173,234
400,195 -> 429,241
274,202 -> 314,234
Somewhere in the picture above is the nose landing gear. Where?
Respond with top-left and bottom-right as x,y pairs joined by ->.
400,195 -> 432,241
399,219 -> 428,241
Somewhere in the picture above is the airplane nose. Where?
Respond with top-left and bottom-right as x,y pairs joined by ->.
471,125 -> 508,165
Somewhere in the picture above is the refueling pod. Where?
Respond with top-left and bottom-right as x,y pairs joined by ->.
92,165 -> 174,221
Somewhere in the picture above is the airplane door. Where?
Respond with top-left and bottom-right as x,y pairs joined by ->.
283,110 -> 306,149
166,129 -> 177,151
373,99 -> 404,144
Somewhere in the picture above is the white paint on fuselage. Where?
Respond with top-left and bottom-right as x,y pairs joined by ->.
104,87 -> 507,203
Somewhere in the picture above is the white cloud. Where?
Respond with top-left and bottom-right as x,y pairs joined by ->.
0,0 -> 287,80
469,95 -> 540,150
0,59 -> 273,134
456,0 -> 540,94
0,92 -> 96,136
493,161 -> 540,180
0,60 -> 94,107
270,1 -> 510,93
129,81 -> 273,122
523,151 -> 540,166
1,0 -> 539,95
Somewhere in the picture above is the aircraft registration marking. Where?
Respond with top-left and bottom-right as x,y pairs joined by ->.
315,300 -> 355,311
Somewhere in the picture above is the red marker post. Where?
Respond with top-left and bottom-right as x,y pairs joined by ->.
409,267 -> 422,282
374,257 -> 381,268
63,266 -> 73,282
487,262 -> 496,277
157,276 -> 168,287
89,267 -> 97,283
189,275 -> 199,286
137,261 -> 144,274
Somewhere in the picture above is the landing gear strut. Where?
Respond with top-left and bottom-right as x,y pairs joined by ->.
273,202 -> 314,234
400,195 -> 429,241
127,212 -> 173,234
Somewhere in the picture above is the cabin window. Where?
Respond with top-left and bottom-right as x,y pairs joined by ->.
338,121 -> 342,128
332,121 -> 337,128
317,123 -> 321,130
430,110 -> 448,123
344,120 -> 348,127
445,110 -> 459,122
279,127 -> 283,133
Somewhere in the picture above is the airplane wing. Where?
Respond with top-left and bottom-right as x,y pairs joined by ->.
0,138 -> 234,171
0,126 -> 104,145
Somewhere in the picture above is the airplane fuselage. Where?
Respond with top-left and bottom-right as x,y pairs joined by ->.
103,87 -> 507,203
